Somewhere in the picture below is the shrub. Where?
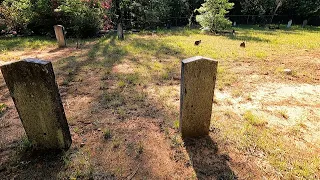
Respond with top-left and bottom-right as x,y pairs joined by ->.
0,0 -> 33,32
27,0 -> 57,35
57,0 -> 103,38
196,0 -> 234,31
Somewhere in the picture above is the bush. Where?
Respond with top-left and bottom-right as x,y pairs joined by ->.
0,0 -> 104,37
0,0 -> 33,32
27,0 -> 57,36
57,0 -> 103,38
196,0 -> 234,31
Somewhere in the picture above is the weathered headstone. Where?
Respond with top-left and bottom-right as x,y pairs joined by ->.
233,21 -> 237,27
117,23 -> 124,40
180,56 -> 218,138
283,69 -> 292,75
0,59 -> 72,149
54,25 -> 66,48
287,19 -> 293,28
302,20 -> 308,28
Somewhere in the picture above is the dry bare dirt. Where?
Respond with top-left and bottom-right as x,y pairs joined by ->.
0,39 -> 319,179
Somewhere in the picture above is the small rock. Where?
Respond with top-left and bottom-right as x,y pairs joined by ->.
97,128 -> 102,131
173,76 -> 181,80
80,142 -> 85,147
283,69 -> 292,75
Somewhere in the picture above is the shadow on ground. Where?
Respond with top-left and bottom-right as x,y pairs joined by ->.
0,33 -> 238,179
184,136 -> 237,180
1,150 -> 65,179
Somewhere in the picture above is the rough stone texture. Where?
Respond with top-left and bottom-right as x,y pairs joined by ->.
287,20 -> 293,28
0,59 -> 72,149
54,25 -> 66,47
180,56 -> 218,138
117,23 -> 124,40
302,20 -> 308,28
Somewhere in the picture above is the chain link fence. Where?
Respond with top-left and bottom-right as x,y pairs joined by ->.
226,15 -> 320,26
121,15 -> 320,30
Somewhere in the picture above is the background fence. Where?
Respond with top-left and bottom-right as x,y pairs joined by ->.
121,15 -> 320,30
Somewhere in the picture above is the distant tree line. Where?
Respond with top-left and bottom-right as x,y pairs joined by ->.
0,0 -> 319,37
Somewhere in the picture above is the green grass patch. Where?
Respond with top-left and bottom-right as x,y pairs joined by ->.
0,36 -> 56,52
212,110 -> 320,179
0,103 -> 7,116
243,110 -> 268,127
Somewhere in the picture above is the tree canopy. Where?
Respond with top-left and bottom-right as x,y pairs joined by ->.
0,0 -> 319,36
196,0 -> 234,31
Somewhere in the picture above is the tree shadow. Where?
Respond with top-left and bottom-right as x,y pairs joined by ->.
233,25 -> 320,34
136,27 -> 200,37
0,36 -> 55,52
0,148 -> 67,179
184,136 -> 237,180
48,47 -> 66,53
228,34 -> 271,43
1,33 -> 238,179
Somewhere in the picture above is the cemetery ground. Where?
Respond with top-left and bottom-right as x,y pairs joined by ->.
0,25 -> 319,179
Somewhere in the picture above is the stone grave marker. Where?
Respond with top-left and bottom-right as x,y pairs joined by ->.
302,20 -> 308,28
0,59 -> 72,149
180,56 -> 218,138
287,19 -> 293,28
54,25 -> 66,48
233,21 -> 237,27
117,23 -> 124,40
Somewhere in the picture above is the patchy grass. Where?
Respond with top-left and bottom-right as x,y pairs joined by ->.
243,111 -> 268,127
212,114 -> 320,179
0,103 -> 7,117
0,25 -> 319,179
103,128 -> 112,140
0,36 -> 56,52
277,110 -> 289,119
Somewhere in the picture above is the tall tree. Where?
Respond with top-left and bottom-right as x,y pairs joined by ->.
196,0 -> 234,31
283,0 -> 320,18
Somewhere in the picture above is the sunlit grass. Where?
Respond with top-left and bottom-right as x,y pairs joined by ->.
212,113 -> 320,179
1,25 -> 319,179
0,36 -> 56,52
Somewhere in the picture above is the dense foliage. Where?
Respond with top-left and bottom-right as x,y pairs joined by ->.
0,0 -> 319,36
196,0 -> 234,31
0,0 -> 33,32
56,0 -> 103,38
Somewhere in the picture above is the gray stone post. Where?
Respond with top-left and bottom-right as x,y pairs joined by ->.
302,20 -> 308,28
54,25 -> 66,48
180,56 -> 218,138
0,59 -> 72,149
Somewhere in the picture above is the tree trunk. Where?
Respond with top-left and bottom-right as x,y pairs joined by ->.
188,12 -> 194,28
271,0 -> 283,24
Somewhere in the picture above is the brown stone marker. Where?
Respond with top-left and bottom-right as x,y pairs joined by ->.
180,56 -> 218,138
54,25 -> 66,47
0,59 -> 72,149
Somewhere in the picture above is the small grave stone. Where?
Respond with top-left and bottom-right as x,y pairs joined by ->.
287,20 -> 293,28
180,56 -> 218,138
283,69 -> 292,75
302,20 -> 308,28
0,59 -> 72,149
117,23 -> 124,40
233,21 -> 237,27
54,25 -> 66,48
